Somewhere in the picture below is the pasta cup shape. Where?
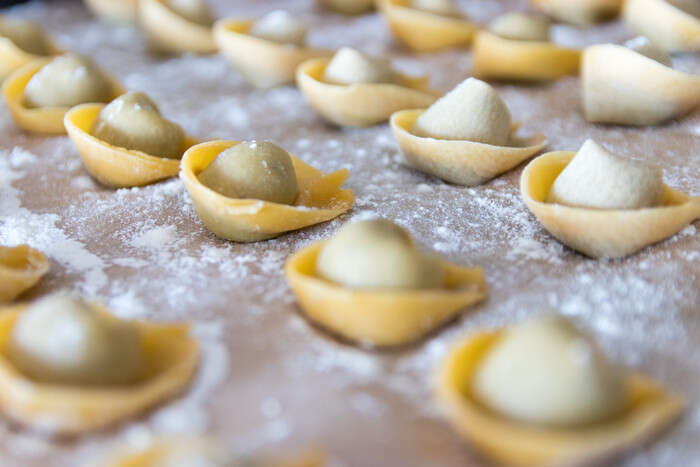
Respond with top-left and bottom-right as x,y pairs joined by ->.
2,58 -> 124,135
583,44 -> 700,126
0,305 -> 199,435
297,57 -> 439,127
521,151 -> 700,258
83,0 -> 138,23
64,103 -> 198,188
214,19 -> 332,89
0,29 -> 61,83
138,0 -> 216,54
180,140 -> 355,242
376,0 -> 478,52
0,245 -> 49,304
391,109 -> 547,186
623,0 -> 700,53
473,31 -> 580,82
531,0 -> 623,25
435,330 -> 685,467
285,241 -> 488,347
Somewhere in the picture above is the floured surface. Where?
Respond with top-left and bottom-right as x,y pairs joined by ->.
0,1 -> 698,466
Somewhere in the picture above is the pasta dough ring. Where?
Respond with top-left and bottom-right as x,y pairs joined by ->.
391,109 -> 547,186
214,18 -> 332,89
297,57 -> 438,127
0,245 -> 49,304
623,0 -> 700,53
0,304 -> 198,435
285,240 -> 487,347
180,140 -> 354,242
64,103 -> 198,188
2,57 -> 124,135
435,328 -> 685,467
531,0 -> 623,25
376,0 -> 477,52
582,43 -> 700,126
520,151 -> 700,258
138,0 -> 216,54
0,17 -> 61,83
473,31 -> 580,82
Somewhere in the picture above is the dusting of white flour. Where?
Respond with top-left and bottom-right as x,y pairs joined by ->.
0,0 -> 698,466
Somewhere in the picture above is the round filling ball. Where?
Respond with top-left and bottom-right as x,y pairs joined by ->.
316,219 -> 445,289
23,54 -> 113,108
6,294 -> 143,386
412,78 -> 512,146
91,91 -> 185,159
472,315 -> 626,426
546,139 -> 663,210
198,141 -> 298,204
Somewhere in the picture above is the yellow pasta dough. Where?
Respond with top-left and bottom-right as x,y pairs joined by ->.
138,0 -> 216,54
582,43 -> 700,126
623,0 -> 700,53
181,140 -> 354,242
391,78 -> 547,186
0,245 -> 49,304
531,0 -> 623,25
521,147 -> 700,258
0,16 -> 61,83
0,296 -> 198,434
64,97 -> 198,188
105,439 -> 325,467
2,57 -> 123,134
472,30 -> 580,82
214,17 -> 331,88
436,316 -> 685,467
285,220 -> 487,347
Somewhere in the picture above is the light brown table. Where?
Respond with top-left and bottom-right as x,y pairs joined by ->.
0,0 -> 698,465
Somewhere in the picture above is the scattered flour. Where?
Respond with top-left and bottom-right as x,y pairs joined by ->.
150,321 -> 229,435
0,148 -> 108,296
0,1 -> 698,466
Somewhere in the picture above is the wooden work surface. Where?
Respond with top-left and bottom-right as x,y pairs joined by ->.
0,0 -> 698,465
